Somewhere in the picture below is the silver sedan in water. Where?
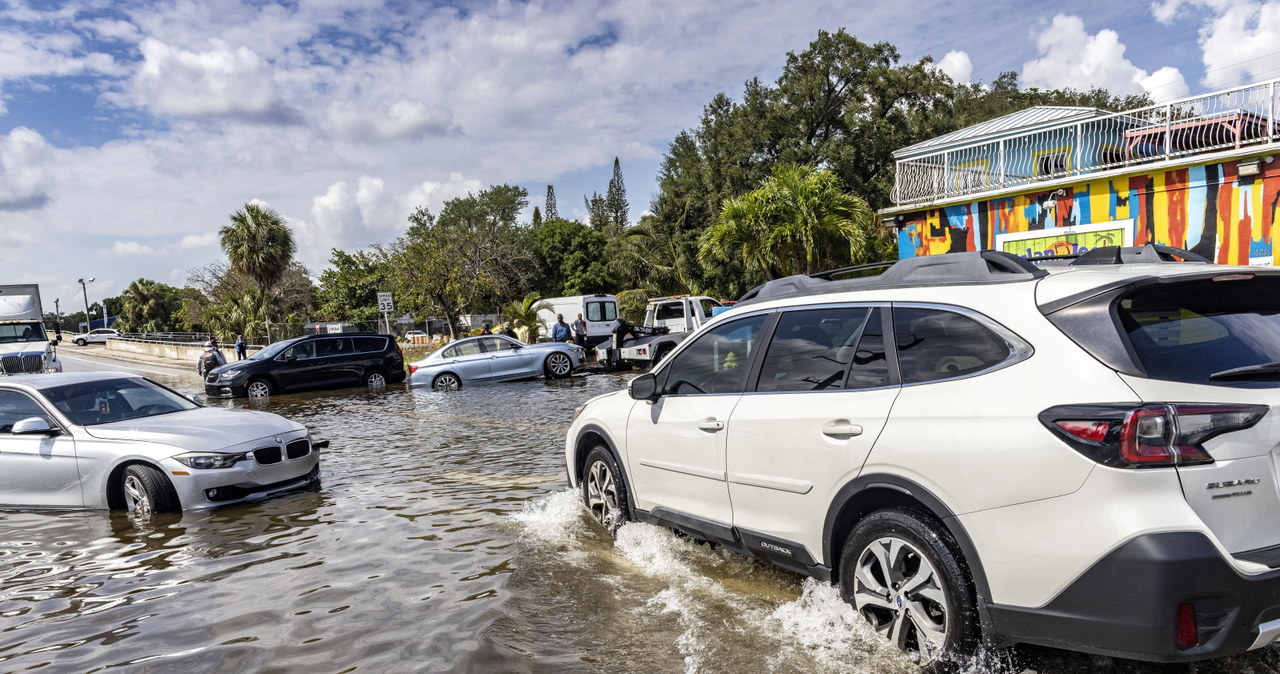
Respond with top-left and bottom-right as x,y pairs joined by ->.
408,334 -> 584,390
0,372 -> 321,516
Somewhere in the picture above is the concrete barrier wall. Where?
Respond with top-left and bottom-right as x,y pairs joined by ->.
106,339 -> 260,362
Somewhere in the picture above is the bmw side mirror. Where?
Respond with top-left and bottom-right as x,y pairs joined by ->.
629,373 -> 660,402
11,417 -> 57,436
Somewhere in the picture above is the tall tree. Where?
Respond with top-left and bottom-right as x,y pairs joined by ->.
584,192 -> 610,231
531,206 -> 543,227
316,248 -> 388,325
605,157 -> 629,231
220,203 -> 296,296
545,185 -> 558,220
116,278 -> 182,332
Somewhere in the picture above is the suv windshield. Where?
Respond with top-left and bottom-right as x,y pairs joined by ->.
1118,275 -> 1280,385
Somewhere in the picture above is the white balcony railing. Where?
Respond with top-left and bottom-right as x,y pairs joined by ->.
892,78 -> 1280,206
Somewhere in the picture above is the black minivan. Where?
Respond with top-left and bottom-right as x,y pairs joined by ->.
204,333 -> 405,398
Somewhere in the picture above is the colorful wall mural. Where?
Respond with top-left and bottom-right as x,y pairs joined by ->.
894,155 -> 1280,265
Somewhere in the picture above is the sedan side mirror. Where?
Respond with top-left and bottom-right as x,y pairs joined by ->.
12,417 -> 58,436
628,373 -> 660,402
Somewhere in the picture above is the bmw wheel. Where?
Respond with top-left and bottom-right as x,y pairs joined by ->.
840,509 -> 978,668
120,464 -> 180,518
582,446 -> 630,534
246,378 -> 273,398
432,373 -> 461,391
545,352 -> 573,379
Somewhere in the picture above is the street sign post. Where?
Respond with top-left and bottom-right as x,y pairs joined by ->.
377,292 -> 394,334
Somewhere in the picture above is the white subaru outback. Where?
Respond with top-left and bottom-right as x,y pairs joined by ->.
565,245 -> 1280,666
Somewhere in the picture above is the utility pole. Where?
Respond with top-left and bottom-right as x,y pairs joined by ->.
77,278 -> 94,331
53,299 -> 60,332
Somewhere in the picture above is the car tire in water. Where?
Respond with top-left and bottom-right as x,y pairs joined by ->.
246,378 -> 274,398
432,372 -> 461,391
544,352 -> 573,379
364,368 -> 387,389
120,464 -> 180,518
840,508 -> 978,670
581,446 -> 630,534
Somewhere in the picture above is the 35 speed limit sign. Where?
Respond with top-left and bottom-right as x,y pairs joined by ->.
377,292 -> 394,313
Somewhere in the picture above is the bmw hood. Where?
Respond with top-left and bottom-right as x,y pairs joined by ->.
83,407 -> 304,453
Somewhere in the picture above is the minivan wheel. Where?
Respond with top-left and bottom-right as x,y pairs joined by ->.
432,372 -> 461,391
840,509 -> 978,668
364,369 -> 387,388
544,352 -> 573,378
246,378 -> 273,398
581,446 -> 630,534
120,464 -> 180,518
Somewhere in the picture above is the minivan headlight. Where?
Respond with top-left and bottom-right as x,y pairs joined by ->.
173,452 -> 247,469
218,369 -> 240,380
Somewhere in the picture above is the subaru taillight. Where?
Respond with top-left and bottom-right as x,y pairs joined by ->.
1039,403 -> 1268,468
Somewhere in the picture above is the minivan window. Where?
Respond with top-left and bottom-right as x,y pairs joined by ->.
893,308 -> 1012,384
353,336 -> 386,353
1118,276 -> 1280,385
663,314 -> 767,395
586,301 -> 617,322
757,307 -> 870,392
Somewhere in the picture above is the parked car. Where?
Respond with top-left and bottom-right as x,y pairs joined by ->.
0,372 -> 322,516
205,332 -> 405,398
402,330 -> 429,344
71,328 -> 120,346
409,334 -> 583,390
565,245 -> 1280,666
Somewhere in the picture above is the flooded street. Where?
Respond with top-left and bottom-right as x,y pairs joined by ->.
4,369 -> 1280,672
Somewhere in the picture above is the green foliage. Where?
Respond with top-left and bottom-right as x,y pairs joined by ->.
502,292 -> 550,342
615,289 -> 652,325
185,261 -> 315,342
545,184 -> 558,220
220,203 -> 297,295
606,157 -> 628,231
530,218 -> 615,296
316,248 -> 388,324
115,279 -> 183,332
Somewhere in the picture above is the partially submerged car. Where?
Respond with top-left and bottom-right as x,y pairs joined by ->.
408,334 -> 584,390
205,332 -> 405,398
0,372 -> 322,516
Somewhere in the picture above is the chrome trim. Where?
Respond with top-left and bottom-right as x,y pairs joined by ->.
1251,617 -> 1280,650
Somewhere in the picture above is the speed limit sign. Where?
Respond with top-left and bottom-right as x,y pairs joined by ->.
377,292 -> 394,313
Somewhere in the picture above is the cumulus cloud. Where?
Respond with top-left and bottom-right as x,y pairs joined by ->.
111,241 -> 159,255
936,50 -> 973,84
326,97 -> 459,142
0,127 -> 53,211
122,38 -> 300,123
1198,1 -> 1280,89
1022,14 -> 1189,103
1151,0 -> 1189,23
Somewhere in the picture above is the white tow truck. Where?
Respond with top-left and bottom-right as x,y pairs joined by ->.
0,284 -> 62,374
600,295 -> 724,369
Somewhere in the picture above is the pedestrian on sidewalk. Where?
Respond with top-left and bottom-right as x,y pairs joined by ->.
234,335 -> 248,361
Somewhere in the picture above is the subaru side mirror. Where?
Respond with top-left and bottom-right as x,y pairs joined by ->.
629,373 -> 660,402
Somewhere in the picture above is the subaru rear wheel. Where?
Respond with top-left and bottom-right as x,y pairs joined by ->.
840,509 -> 977,668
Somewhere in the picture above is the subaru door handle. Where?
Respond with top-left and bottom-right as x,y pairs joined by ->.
822,422 -> 863,438
698,419 -> 725,432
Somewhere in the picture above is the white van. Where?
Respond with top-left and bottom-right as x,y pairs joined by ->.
536,294 -> 618,346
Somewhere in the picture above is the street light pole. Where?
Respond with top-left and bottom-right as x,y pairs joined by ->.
53,299 -> 60,332
77,277 -> 94,331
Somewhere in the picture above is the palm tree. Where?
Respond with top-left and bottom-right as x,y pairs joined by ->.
700,164 -> 877,278
220,203 -> 296,296
503,292 -> 551,342
117,278 -> 181,332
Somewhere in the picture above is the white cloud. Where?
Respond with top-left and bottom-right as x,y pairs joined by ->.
1198,1 -> 1280,88
0,127 -> 54,211
121,38 -> 298,123
1022,14 -> 1189,103
179,232 -> 218,250
1151,0 -> 1189,23
936,50 -> 973,84
326,97 -> 458,142
111,241 -> 159,255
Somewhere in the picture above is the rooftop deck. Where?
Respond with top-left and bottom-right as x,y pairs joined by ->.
891,78 -> 1280,208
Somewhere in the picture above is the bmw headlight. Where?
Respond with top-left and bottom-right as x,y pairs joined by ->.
173,452 -> 247,469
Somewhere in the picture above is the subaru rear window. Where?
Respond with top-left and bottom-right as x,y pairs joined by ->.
1118,276 -> 1280,385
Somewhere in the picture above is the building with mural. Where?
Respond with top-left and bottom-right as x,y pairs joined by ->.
882,78 -> 1280,265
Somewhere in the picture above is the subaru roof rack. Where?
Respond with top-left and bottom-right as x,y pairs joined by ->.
735,250 -> 1047,306
1021,244 -> 1209,266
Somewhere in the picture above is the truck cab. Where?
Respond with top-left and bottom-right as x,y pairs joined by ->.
0,285 -> 61,375
603,296 -> 724,369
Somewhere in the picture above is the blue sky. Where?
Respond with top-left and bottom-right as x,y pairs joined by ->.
1,0 -> 1278,310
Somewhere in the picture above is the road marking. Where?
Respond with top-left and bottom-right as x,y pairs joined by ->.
58,352 -> 191,377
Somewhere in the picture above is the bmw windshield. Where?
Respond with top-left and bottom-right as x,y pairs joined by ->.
42,378 -> 199,426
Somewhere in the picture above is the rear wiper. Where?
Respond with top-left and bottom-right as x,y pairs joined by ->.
1209,362 -> 1280,381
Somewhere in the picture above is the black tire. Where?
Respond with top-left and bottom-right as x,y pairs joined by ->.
581,446 -> 630,534
75,338 -> 87,346
364,368 -> 388,388
432,372 -> 461,391
544,352 -> 573,379
245,377 -> 274,398
120,464 -> 180,518
649,345 -> 673,371
840,509 -> 979,669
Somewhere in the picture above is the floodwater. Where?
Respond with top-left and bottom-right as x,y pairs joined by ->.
3,371 -> 1280,673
